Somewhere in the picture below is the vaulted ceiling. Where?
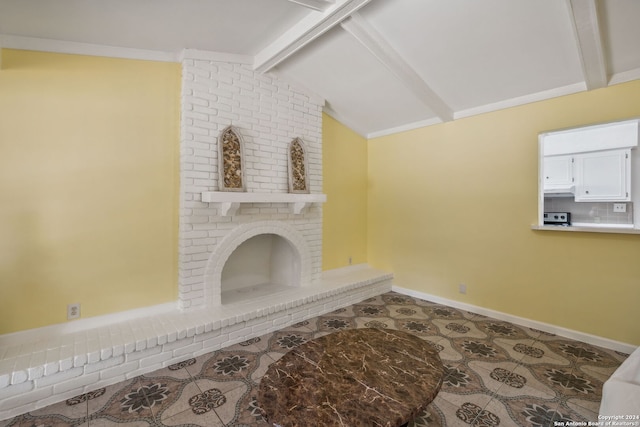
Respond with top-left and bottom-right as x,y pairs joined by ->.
1,0 -> 639,137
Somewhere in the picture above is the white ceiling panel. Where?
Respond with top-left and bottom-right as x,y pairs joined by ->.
1,0 -> 639,137
600,0 -> 640,77
359,0 -> 585,112
0,0 -> 308,55
276,27 -> 438,136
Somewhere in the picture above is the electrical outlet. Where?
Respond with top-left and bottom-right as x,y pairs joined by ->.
613,203 -> 627,213
348,256 -> 352,265
459,284 -> 467,294
67,303 -> 81,320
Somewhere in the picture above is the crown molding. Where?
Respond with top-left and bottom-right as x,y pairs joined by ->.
0,34 -> 179,62
287,0 -> 334,12
609,67 -> 640,86
322,105 -> 368,138
361,82 -> 590,138
366,117 -> 442,139
179,48 -> 252,65
455,82 -> 587,120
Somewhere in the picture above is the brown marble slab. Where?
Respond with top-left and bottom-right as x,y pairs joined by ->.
258,328 -> 444,427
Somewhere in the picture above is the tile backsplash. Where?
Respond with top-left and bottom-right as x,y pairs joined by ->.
544,198 -> 633,225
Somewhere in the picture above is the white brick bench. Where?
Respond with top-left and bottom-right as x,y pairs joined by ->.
0,265 -> 392,421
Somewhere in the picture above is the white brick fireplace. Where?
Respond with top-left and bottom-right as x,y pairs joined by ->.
179,49 -> 325,309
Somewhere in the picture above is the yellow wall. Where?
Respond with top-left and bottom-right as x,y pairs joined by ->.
0,49 -> 181,334
368,80 -> 640,345
2,47 -> 638,346
322,114 -> 368,270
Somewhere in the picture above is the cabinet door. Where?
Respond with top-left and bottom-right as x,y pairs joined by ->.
575,149 -> 630,201
543,155 -> 574,190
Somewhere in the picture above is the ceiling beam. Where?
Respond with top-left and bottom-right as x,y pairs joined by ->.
253,0 -> 372,73
567,0 -> 607,89
341,13 -> 453,122
286,0 -> 334,12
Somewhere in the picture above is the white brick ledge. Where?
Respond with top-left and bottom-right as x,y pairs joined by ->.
201,192 -> 327,215
0,265 -> 392,421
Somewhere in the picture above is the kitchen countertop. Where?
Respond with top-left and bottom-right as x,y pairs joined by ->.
531,224 -> 640,235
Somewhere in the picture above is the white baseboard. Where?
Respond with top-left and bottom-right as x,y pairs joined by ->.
392,285 -> 637,354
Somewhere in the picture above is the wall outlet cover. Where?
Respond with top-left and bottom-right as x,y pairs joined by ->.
613,203 -> 627,213
67,303 -> 81,320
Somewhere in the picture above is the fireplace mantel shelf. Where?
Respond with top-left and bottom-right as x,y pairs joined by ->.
201,191 -> 327,215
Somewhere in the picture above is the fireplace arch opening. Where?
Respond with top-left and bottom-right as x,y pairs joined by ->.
202,220 -> 313,307
221,233 -> 300,304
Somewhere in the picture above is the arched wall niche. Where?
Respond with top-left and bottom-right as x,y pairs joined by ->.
218,125 -> 246,192
288,137 -> 310,194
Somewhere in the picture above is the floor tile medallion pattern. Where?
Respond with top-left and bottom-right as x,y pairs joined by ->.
2,292 -> 628,427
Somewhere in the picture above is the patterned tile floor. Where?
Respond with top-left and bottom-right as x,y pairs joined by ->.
1,291 -> 628,427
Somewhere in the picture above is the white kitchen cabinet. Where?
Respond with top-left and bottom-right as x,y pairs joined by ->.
542,119 -> 640,156
574,149 -> 631,201
543,155 -> 574,191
